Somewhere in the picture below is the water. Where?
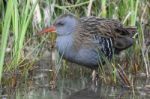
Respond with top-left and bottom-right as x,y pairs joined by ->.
1,74 -> 149,99
0,57 -> 149,99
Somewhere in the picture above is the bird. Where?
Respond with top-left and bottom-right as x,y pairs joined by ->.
38,13 -> 136,84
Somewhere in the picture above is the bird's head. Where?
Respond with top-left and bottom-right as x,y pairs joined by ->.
38,14 -> 78,36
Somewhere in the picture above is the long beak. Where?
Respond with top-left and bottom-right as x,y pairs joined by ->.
38,25 -> 56,35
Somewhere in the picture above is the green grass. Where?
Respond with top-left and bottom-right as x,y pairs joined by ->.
0,0 -> 12,82
0,0 -> 39,71
11,0 -> 39,68
0,0 -> 149,87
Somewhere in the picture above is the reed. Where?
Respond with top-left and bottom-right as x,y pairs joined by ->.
0,0 -> 149,85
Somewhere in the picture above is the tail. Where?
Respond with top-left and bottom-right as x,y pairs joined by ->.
114,27 -> 137,54
125,27 -> 137,37
114,37 -> 134,53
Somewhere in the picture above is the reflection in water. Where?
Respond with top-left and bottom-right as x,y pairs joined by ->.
0,74 -> 150,99
62,76 -> 150,99
0,56 -> 150,99
67,87 -> 102,99
67,82 -> 150,99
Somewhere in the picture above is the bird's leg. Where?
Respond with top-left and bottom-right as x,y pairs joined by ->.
92,70 -> 99,86
91,70 -> 99,92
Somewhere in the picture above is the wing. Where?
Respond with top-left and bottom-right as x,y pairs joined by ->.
74,16 -> 136,52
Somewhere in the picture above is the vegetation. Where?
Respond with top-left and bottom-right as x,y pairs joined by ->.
0,0 -> 149,97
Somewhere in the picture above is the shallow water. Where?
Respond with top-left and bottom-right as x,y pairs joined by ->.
0,57 -> 150,99
0,74 -> 149,99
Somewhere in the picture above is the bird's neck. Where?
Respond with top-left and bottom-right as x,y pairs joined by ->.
56,34 -> 76,60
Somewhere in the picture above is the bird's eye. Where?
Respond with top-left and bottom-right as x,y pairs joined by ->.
56,22 -> 64,26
